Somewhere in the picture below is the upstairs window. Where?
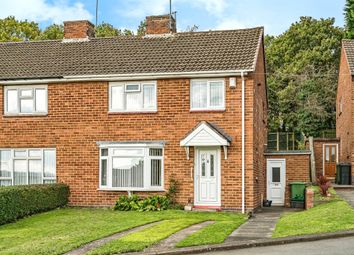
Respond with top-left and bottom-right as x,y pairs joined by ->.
109,82 -> 157,112
190,80 -> 225,110
4,86 -> 48,115
99,146 -> 164,191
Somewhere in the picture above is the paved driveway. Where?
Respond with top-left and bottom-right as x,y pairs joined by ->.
195,237 -> 354,255
336,189 -> 354,207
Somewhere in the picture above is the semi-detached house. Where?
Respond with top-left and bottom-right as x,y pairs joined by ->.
0,15 -> 268,212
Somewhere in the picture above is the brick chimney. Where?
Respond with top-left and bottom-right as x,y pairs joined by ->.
146,15 -> 176,35
63,20 -> 95,39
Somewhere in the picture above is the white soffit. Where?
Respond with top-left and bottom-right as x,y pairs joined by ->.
180,122 -> 230,147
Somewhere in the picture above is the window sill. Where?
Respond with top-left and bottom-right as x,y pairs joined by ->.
98,187 -> 165,192
190,109 -> 225,113
108,110 -> 158,115
3,113 -> 48,117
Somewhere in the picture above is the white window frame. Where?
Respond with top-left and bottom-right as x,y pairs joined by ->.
109,81 -> 157,113
4,85 -> 48,116
190,79 -> 225,111
0,148 -> 56,186
98,144 -> 164,191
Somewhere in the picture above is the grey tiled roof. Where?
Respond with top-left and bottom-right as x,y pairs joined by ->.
0,27 -> 263,80
343,39 -> 354,75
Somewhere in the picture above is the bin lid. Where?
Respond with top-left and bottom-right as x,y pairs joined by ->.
290,182 -> 306,185
337,163 -> 352,166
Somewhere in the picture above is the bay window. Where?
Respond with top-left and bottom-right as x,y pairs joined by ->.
109,82 -> 157,112
190,79 -> 225,110
0,149 -> 56,186
99,145 -> 164,191
4,85 -> 48,115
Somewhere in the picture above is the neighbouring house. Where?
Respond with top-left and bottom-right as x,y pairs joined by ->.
337,39 -> 354,179
0,14 -> 271,212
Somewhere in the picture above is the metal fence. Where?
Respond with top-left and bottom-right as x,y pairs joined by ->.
267,129 -> 336,152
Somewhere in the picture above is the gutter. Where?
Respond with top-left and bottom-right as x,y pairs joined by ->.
241,71 -> 246,214
0,70 -> 252,85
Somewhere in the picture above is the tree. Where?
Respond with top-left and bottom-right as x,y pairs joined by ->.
39,24 -> 64,40
345,0 -> 354,39
137,20 -> 146,36
266,17 -> 343,136
184,25 -> 199,32
0,16 -> 41,42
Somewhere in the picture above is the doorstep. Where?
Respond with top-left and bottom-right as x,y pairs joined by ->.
192,205 -> 222,212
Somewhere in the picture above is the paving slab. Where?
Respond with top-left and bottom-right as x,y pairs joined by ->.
226,207 -> 295,242
336,190 -> 354,207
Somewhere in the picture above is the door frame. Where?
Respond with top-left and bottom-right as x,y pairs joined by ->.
194,147 -> 221,207
322,144 -> 339,176
266,159 -> 286,206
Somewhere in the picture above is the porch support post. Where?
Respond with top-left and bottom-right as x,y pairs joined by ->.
185,146 -> 190,160
223,146 -> 228,160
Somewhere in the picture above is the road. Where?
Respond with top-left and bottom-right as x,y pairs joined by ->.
195,237 -> 354,255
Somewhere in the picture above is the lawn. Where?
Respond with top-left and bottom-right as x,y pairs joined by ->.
273,187 -> 354,238
0,208 -> 246,255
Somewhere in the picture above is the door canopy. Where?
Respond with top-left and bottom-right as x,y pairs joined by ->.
180,121 -> 232,159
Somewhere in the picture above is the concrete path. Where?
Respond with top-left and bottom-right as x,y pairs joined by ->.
64,222 -> 160,255
336,190 -> 354,207
144,221 -> 214,253
195,236 -> 354,255
226,207 -> 290,242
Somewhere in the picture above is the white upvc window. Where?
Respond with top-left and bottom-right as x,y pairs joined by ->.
0,148 -> 56,186
4,85 -> 48,115
190,79 -> 225,110
99,145 -> 164,191
109,82 -> 157,112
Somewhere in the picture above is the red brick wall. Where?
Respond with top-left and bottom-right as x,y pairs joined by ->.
252,37 -> 268,209
265,154 -> 310,207
336,46 -> 354,179
0,75 -> 264,210
337,47 -> 352,164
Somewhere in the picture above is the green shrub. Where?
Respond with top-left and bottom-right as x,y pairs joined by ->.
0,183 -> 70,225
114,195 -> 170,211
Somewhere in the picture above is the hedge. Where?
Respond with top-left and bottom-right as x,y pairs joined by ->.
0,183 -> 70,225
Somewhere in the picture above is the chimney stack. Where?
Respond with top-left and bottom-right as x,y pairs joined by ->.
146,15 -> 176,35
63,20 -> 95,40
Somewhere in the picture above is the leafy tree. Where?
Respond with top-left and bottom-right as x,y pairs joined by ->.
95,22 -> 121,37
137,20 -> 146,36
39,24 -> 64,40
345,0 -> 354,39
266,17 -> 343,136
0,16 -> 41,42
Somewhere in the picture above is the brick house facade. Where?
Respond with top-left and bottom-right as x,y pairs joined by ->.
337,40 -> 354,178
0,15 -> 267,211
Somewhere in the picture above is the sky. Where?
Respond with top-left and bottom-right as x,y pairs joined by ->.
0,0 -> 347,35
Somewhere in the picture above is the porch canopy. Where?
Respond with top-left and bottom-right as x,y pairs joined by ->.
180,121 -> 232,159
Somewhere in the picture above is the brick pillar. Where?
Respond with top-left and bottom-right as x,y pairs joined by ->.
305,188 -> 314,209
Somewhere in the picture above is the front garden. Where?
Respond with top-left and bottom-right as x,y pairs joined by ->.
273,185 -> 354,238
0,184 -> 246,255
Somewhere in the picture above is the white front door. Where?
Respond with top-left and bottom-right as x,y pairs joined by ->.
267,159 -> 286,206
195,148 -> 221,206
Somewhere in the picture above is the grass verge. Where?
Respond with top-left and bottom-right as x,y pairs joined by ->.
87,219 -> 202,255
273,187 -> 354,238
176,220 -> 244,247
0,208 -> 246,255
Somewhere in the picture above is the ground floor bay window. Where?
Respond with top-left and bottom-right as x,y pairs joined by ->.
0,148 -> 56,186
99,143 -> 164,191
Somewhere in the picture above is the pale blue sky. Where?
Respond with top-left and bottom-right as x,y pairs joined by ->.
0,0 -> 346,35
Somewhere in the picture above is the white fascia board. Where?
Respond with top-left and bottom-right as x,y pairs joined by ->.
0,70 -> 252,85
